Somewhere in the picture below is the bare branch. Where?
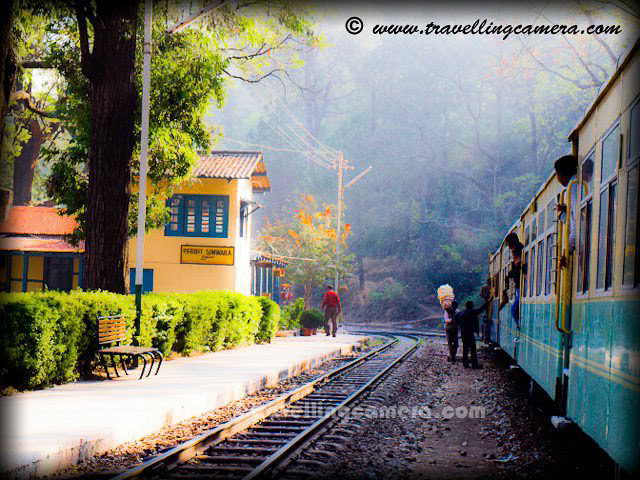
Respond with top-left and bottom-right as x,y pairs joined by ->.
516,36 -> 595,89
11,91 -> 64,120
21,60 -> 53,69
222,67 -> 288,83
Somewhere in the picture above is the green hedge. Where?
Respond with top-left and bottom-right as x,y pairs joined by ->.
0,290 -> 280,390
256,297 -> 280,343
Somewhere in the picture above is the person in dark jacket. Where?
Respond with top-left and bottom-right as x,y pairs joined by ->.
456,300 -> 489,369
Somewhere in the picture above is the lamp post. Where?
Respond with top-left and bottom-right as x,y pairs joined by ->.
134,0 -> 230,341
134,0 -> 153,343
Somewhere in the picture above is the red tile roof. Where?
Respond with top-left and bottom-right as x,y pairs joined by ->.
251,175 -> 271,192
0,206 -> 77,235
0,236 -> 83,253
194,151 -> 264,179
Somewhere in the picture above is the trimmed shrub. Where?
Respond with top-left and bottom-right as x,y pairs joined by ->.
256,297 -> 280,343
300,308 -> 325,329
0,288 -> 281,391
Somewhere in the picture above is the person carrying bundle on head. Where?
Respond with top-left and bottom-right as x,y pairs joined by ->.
437,284 -> 458,363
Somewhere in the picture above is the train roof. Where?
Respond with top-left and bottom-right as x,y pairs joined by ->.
568,34 -> 640,141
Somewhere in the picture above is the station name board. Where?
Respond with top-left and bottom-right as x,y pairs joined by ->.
181,245 -> 234,266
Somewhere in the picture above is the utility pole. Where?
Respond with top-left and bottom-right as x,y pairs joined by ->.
134,0 -> 228,344
334,153 -> 343,289
134,0 -> 153,343
334,159 -> 371,290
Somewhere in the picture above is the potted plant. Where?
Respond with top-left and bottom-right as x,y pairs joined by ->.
299,308 -> 324,336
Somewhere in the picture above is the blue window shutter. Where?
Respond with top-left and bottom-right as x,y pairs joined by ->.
143,269 -> 153,293
130,268 -> 154,294
165,194 -> 229,238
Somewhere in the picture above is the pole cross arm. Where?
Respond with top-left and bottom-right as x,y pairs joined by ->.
345,166 -> 372,189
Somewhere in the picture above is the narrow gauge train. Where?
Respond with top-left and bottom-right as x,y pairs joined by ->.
486,37 -> 639,475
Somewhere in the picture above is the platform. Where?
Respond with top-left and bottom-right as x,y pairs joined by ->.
1,333 -> 368,477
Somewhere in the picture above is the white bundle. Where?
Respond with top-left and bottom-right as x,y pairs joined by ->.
437,284 -> 455,309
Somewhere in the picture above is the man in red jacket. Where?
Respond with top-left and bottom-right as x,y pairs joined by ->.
321,285 -> 341,337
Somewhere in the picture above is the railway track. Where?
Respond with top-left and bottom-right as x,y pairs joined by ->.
113,334 -> 420,480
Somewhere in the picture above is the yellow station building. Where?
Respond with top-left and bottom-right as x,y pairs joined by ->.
1,151 -> 286,299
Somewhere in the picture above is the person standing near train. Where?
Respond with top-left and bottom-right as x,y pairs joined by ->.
554,154 -> 579,268
456,300 -> 489,369
444,301 -> 459,363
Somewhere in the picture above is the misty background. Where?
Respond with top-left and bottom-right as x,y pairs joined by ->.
207,2 -> 638,322
17,2 -> 639,322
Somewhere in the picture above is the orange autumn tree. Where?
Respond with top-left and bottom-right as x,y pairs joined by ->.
259,194 -> 354,308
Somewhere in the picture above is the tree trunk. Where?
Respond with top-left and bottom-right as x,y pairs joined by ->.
13,118 -> 43,205
357,255 -> 364,288
0,0 -> 17,158
83,1 -> 138,293
304,281 -> 312,309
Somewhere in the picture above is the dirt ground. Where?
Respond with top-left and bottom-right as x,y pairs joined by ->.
323,337 -> 616,480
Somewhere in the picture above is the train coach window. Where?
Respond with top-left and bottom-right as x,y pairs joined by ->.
536,240 -> 545,296
523,251 -> 529,296
623,165 -> 639,286
545,235 -> 555,295
538,213 -> 544,237
597,183 -> 617,291
577,200 -> 592,293
529,245 -> 536,297
531,219 -> 537,242
581,153 -> 594,199
547,201 -> 556,228
629,100 -> 639,164
602,124 -> 620,182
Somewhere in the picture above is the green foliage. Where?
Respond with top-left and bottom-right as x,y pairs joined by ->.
0,289 -> 280,390
19,3 -> 316,242
369,280 -> 420,318
299,308 -> 324,329
256,297 -> 280,343
259,194 -> 354,306
280,297 -> 304,329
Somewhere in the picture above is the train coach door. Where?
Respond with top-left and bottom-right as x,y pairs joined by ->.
554,179 -> 577,413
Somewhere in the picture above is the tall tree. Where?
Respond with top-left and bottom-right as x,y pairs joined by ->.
0,0 -> 17,160
74,0 -> 139,293
10,1 -> 314,293
259,194 -> 353,308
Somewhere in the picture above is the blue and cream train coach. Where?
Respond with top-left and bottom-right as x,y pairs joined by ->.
486,37 -> 640,474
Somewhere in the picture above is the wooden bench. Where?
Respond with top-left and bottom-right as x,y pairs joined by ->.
97,315 -> 163,380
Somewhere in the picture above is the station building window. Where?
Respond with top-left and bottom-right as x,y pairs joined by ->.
597,124 -> 619,291
165,194 -> 229,238
44,257 -> 74,292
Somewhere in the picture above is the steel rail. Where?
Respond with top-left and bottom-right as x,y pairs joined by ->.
112,335 -> 400,480
245,334 -> 420,479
